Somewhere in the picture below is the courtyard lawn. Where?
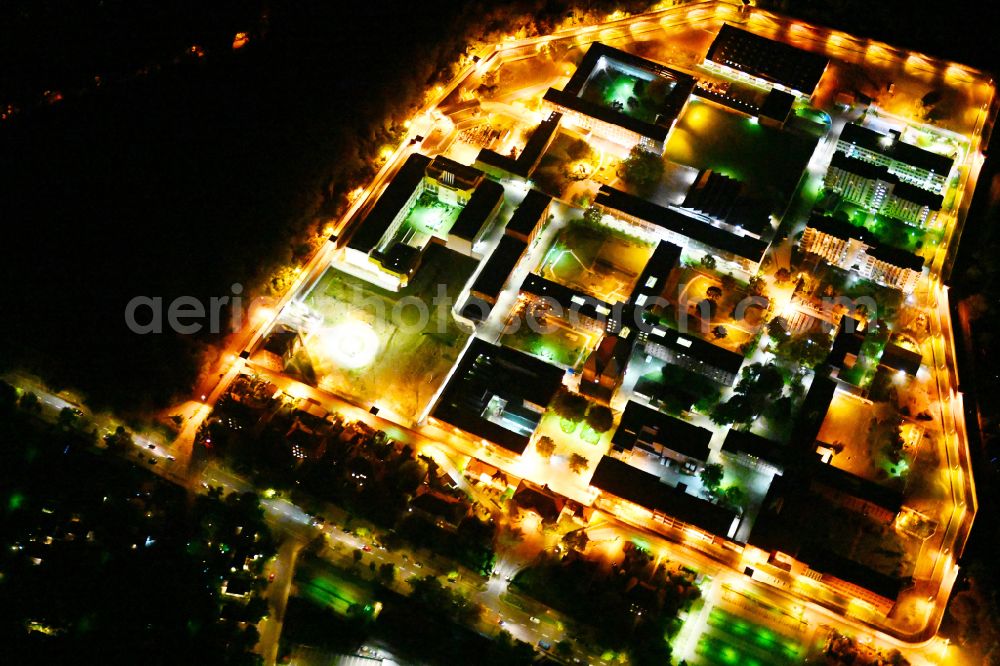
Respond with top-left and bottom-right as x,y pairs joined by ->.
665,99 -> 816,203
580,67 -> 675,124
301,243 -> 476,422
404,192 -> 462,237
537,219 -> 654,303
500,313 -> 596,369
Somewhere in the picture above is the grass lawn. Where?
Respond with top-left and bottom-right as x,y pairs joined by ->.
537,219 -> 654,303
301,243 -> 475,421
580,68 -> 662,124
665,99 -> 816,204
500,313 -> 596,369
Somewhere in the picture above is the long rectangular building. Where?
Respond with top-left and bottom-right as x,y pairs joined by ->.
590,456 -> 739,538
800,213 -> 923,293
836,123 -> 954,195
594,184 -> 769,271
824,151 -> 943,228
705,24 -> 829,98
611,400 -> 713,464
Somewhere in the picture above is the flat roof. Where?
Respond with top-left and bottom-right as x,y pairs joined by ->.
839,123 -> 954,175
791,375 -> 838,449
707,24 -> 829,96
450,179 -> 504,241
681,170 -> 772,237
611,400 -> 712,462
596,185 -> 769,262
519,272 -> 612,322
628,240 -> 683,307
749,472 -> 908,599
646,322 -> 746,378
591,456 -> 738,536
879,342 -> 923,376
808,458 -> 904,514
759,88 -> 795,121
428,154 -> 484,188
432,338 -> 565,455
470,235 -> 527,301
505,189 -> 552,239
347,153 -> 432,253
721,428 -> 786,469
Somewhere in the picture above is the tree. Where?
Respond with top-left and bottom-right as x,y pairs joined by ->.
706,285 -> 723,301
583,205 -> 603,225
0,381 -> 18,414
378,562 -> 395,583
700,254 -> 717,270
569,454 -> 589,474
619,146 -> 664,192
721,273 -> 737,291
584,405 -> 614,434
19,391 -> 41,414
767,316 -> 789,341
552,391 -> 588,422
104,425 -> 134,453
535,435 -> 556,459
748,275 -> 767,297
774,267 -> 792,284
352,548 -> 364,563
57,406 -> 79,430
721,485 -> 746,512
700,463 -> 724,492
712,325 -> 728,339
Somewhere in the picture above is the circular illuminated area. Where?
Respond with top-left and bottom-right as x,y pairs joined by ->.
322,321 -> 380,370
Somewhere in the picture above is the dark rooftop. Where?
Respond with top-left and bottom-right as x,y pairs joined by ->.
590,456 -> 738,537
432,339 -> 564,455
595,185 -> 769,262
707,24 -> 829,96
505,189 -> 552,241
721,428 -> 787,470
628,240 -> 683,307
839,123 -> 954,175
346,153 -> 431,253
645,323 -> 746,379
612,400 -> 712,462
879,342 -> 923,376
451,179 -> 505,241
758,88 -> 795,123
519,272 -> 612,323
470,235 -> 528,302
681,170 -> 772,237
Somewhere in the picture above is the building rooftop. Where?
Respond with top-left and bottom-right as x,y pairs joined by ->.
519,272 -> 613,322
758,87 -> 796,122
681,169 -> 772,237
596,185 -> 769,262
706,24 -> 829,96
469,234 -> 528,302
879,342 -> 923,376
806,213 -> 924,272
505,189 -> 552,240
828,152 -> 944,210
512,480 -> 566,522
839,123 -> 954,175
450,179 -> 505,241
346,153 -> 432,253
721,428 -> 787,470
627,240 -> 683,308
645,322 -> 747,379
432,338 -> 564,455
611,400 -> 712,462
590,456 -> 738,537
